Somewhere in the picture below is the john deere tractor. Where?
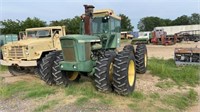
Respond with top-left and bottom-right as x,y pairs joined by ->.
43,5 -> 147,95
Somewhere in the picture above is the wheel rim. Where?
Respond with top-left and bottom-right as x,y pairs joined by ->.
109,62 -> 113,81
144,53 -> 147,67
68,72 -> 79,81
128,60 -> 135,86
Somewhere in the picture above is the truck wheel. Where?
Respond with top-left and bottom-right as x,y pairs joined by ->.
0,50 -> 2,59
8,66 -> 29,76
135,44 -> 147,74
94,51 -> 116,92
52,52 -> 80,86
34,60 -> 42,76
113,50 -> 136,95
39,51 -> 58,85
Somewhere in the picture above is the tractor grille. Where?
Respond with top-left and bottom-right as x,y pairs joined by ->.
8,46 -> 25,59
62,40 -> 76,61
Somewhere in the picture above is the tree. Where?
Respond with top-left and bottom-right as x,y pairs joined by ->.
138,17 -> 166,31
171,15 -> 190,25
50,16 -> 81,34
0,17 -> 46,34
0,19 -> 22,34
21,17 -> 46,30
189,13 -> 200,24
119,14 -> 134,31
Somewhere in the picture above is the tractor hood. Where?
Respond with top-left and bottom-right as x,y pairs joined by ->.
60,34 -> 100,43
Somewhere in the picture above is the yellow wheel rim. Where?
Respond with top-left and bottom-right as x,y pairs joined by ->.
109,62 -> 113,81
128,60 -> 135,86
144,53 -> 147,67
68,72 -> 79,81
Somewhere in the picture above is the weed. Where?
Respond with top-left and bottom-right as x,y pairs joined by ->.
34,100 -> 58,112
162,89 -> 198,110
130,91 -> 145,100
155,81 -> 176,89
149,92 -> 160,99
0,81 -> 56,99
148,58 -> 200,86
75,97 -> 89,106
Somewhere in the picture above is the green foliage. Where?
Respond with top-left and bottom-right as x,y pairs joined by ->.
119,14 -> 134,31
0,17 -> 46,34
189,13 -> 200,24
138,17 -> 168,31
50,16 -> 81,34
172,15 -> 190,25
138,13 -> 200,31
0,81 -> 56,99
148,58 -> 200,86
162,89 -> 198,110
34,100 -> 59,112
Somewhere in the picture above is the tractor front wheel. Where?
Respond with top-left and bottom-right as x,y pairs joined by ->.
113,49 -> 136,95
39,51 -> 59,85
52,52 -> 80,86
94,51 -> 116,92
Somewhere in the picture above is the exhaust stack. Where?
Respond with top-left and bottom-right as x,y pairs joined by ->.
83,5 -> 95,35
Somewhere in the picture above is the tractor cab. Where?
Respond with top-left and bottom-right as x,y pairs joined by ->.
80,8 -> 121,49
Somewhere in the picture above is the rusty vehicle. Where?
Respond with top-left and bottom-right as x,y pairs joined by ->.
174,47 -> 200,65
0,26 -> 65,81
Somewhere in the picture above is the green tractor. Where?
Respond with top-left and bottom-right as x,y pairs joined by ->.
43,5 -> 147,95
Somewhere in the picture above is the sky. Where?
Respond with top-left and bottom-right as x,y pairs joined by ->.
0,0 -> 199,30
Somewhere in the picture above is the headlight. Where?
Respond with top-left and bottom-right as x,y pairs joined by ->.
25,51 -> 29,55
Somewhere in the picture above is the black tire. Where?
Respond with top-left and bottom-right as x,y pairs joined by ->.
94,51 -> 116,92
8,66 -> 29,76
135,44 -> 148,74
34,60 -> 42,76
123,45 -> 134,53
113,50 -> 136,95
0,50 -> 3,59
39,51 -> 58,85
52,52 -> 80,86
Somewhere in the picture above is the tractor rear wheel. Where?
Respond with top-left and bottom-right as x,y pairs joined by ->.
52,52 -> 80,86
94,51 -> 116,92
113,49 -> 136,95
8,66 -> 29,76
39,51 -> 58,85
135,44 -> 147,74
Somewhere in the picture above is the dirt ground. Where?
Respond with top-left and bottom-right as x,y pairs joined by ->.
0,41 -> 199,112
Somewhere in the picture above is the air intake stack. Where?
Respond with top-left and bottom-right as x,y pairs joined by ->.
83,5 -> 95,35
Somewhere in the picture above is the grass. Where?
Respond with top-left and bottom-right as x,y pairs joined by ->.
162,89 -> 198,110
34,100 -> 59,112
75,97 -> 90,106
0,65 -> 7,72
149,92 -> 160,99
148,58 -> 200,86
129,91 -> 145,101
65,82 -> 114,106
155,81 -> 176,89
0,81 -> 56,99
